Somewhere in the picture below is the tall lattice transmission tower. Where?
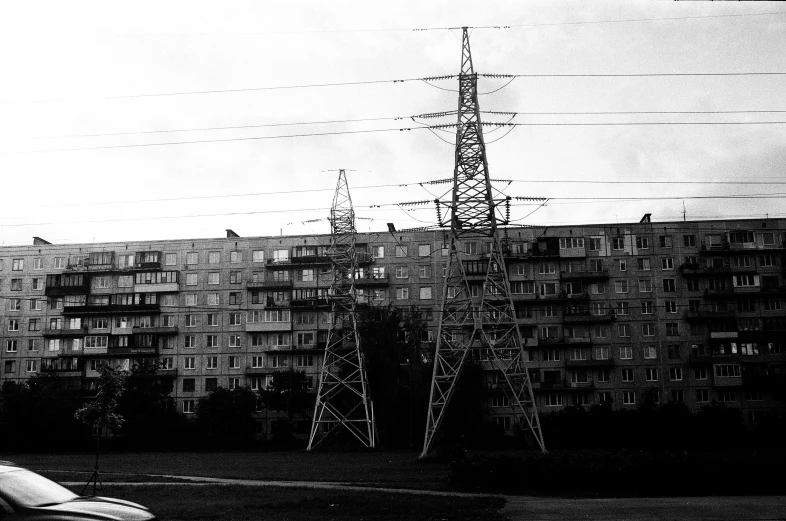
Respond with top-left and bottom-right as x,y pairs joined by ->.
308,169 -> 376,450
421,28 -> 546,457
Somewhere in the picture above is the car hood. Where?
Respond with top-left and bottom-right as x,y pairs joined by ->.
34,497 -> 154,521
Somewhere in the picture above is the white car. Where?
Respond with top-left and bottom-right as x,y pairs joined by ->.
0,463 -> 155,521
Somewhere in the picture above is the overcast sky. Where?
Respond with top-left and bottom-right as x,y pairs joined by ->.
1,1 -> 785,246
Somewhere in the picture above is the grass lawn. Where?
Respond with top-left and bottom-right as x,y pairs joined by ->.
8,450 -> 451,490
65,484 -> 507,521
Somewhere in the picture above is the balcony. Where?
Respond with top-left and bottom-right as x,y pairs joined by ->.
566,358 -> 615,368
63,303 -> 160,314
43,326 -> 88,337
290,297 -> 330,309
105,346 -> 158,357
245,366 -> 271,375
45,275 -> 91,296
354,274 -> 390,287
246,321 -> 292,332
560,269 -> 609,282
683,310 -> 736,321
134,282 -> 179,293
290,255 -> 331,266
247,279 -> 293,290
563,311 -> 615,324
134,251 -> 162,270
132,325 -> 178,335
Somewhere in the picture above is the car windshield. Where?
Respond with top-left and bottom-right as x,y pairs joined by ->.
0,469 -> 78,508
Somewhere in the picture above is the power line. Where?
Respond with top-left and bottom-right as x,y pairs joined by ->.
9,115 -> 406,141
0,127 -> 425,155
414,11 -> 786,31
0,76 -> 453,106
481,72 -> 786,78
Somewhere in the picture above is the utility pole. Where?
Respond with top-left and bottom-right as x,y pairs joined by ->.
308,169 -> 376,449
421,28 -> 545,457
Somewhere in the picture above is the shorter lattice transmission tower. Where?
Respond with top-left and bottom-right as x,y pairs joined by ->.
421,28 -> 545,457
308,169 -> 376,450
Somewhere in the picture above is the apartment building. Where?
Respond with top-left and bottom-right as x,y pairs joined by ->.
0,218 -> 784,436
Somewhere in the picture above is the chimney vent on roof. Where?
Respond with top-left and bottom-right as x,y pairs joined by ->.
640,213 -> 652,223
226,229 -> 240,238
33,237 -> 51,245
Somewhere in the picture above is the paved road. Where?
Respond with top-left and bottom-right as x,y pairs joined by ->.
502,496 -> 786,521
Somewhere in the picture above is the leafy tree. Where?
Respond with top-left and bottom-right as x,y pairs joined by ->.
196,386 -> 257,445
74,365 -> 126,495
402,305 -> 431,447
116,361 -> 183,448
0,372 -> 82,448
260,370 -> 313,443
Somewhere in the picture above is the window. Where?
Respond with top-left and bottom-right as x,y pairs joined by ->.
683,234 -> 696,247
6,340 -> 17,353
641,301 -> 653,315
612,237 -> 625,250
545,393 -> 563,407
206,356 -> 218,370
296,355 -> 314,367
229,313 -> 242,326
597,370 -> 610,383
418,244 -> 431,257
663,279 -> 676,292
637,258 -> 651,271
667,345 -> 681,359
418,265 -> 431,279
419,287 -> 432,300
734,275 -> 757,287
395,245 -> 407,257
591,283 -> 606,295
206,314 -> 219,327
185,252 -> 199,265
643,345 -> 656,359
666,323 -> 679,336
463,242 -> 477,255
616,302 -> 629,316
614,280 -> 628,294
589,237 -> 602,251
671,390 -> 684,403
714,364 -> 741,378
637,279 -> 652,293
618,259 -> 627,272
230,251 -> 242,263
619,346 -> 632,359
207,293 -> 220,306
30,299 -> 42,311
719,390 -> 737,403
229,335 -> 241,348
10,279 -> 22,291
208,251 -> 220,264
183,335 -> 196,349
687,278 -> 699,292
665,301 -> 677,314
641,322 -> 655,336
669,367 -> 683,381
25,360 -> 37,373
12,258 -> 24,271
229,292 -> 241,305
636,236 -> 649,249
621,368 -> 634,382
7,319 -> 19,331
206,335 -> 218,348
47,339 -> 60,352
118,275 -> 133,288
396,287 -> 409,300
539,283 -> 557,296
8,298 -> 21,311
645,368 -> 658,381
556,237 -> 584,251
659,235 -> 672,248
31,257 -> 43,270
661,258 -> 673,270
618,324 -> 630,338
539,262 -> 556,275
622,391 -> 636,405
185,273 -> 197,286
696,389 -> 709,403
207,272 -> 220,285
594,346 -> 610,360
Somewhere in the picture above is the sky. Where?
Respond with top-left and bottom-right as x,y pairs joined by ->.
0,1 -> 785,246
